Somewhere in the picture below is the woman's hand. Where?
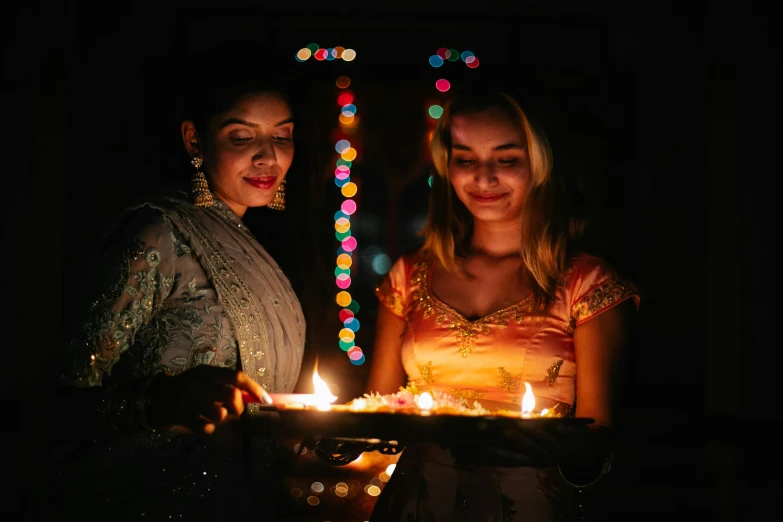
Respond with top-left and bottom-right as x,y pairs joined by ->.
148,366 -> 265,435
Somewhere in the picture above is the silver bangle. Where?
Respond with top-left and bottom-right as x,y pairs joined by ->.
557,450 -> 614,489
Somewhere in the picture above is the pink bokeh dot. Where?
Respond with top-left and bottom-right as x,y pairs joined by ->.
341,200 -> 357,215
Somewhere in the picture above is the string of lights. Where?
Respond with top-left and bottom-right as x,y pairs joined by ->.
426,47 -> 480,187
295,44 -> 365,366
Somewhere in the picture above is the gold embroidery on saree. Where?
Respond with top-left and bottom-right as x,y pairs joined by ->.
410,255 -> 534,358
571,278 -> 635,325
375,277 -> 405,317
420,361 -> 433,385
545,360 -> 564,386
498,366 -> 520,392
450,388 -> 486,401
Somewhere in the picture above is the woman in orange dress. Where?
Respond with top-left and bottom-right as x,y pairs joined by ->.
367,90 -> 639,521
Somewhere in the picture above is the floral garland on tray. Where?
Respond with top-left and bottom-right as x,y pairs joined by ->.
348,382 -> 490,416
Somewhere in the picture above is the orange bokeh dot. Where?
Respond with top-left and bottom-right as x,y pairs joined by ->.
336,291 -> 352,306
337,253 -> 353,268
341,148 -> 357,161
341,182 -> 358,197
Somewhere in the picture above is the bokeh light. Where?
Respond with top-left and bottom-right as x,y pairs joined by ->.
341,148 -> 358,162
428,105 -> 444,119
337,253 -> 353,268
372,253 -> 392,274
337,92 -> 354,106
461,50 -> 474,62
429,55 -> 444,67
447,48 -> 459,61
304,45 -> 363,367
342,236 -> 358,251
341,182 -> 358,197
435,79 -> 451,92
336,291 -> 352,307
341,199 -> 357,215
344,317 -> 360,332
466,56 -> 480,68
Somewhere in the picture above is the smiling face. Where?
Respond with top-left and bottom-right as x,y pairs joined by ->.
447,107 -> 531,225
183,91 -> 294,217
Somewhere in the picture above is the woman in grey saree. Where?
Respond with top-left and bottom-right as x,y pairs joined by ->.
51,78 -> 306,521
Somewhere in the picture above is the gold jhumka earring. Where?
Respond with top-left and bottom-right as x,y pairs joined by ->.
190,154 -> 214,208
268,178 -> 286,211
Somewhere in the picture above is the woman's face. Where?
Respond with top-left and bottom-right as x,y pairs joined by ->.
202,91 -> 294,216
448,107 -> 531,225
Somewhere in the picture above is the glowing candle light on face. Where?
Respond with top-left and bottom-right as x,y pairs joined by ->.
521,381 -> 535,417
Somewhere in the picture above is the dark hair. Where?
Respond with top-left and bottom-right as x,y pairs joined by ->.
177,76 -> 291,137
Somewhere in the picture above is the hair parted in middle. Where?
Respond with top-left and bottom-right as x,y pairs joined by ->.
422,90 -> 584,309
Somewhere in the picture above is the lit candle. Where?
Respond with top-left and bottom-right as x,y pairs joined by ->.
249,366 -> 338,409
312,368 -> 337,411
521,382 -> 536,418
417,391 -> 434,415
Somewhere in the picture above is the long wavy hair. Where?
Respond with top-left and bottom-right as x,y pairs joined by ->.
422,91 -> 583,309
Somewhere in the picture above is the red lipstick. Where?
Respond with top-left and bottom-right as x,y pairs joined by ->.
244,177 -> 275,190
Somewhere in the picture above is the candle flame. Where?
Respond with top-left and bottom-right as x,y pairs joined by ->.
312,368 -> 337,410
521,381 -> 535,414
417,392 -> 434,410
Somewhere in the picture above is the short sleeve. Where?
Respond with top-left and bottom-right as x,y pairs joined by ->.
60,207 -> 180,387
568,255 -> 640,327
374,256 -> 411,318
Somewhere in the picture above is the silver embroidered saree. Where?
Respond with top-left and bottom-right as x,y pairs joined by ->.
55,189 -> 306,520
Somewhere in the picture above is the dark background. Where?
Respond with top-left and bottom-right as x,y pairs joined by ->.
5,1 -> 779,520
